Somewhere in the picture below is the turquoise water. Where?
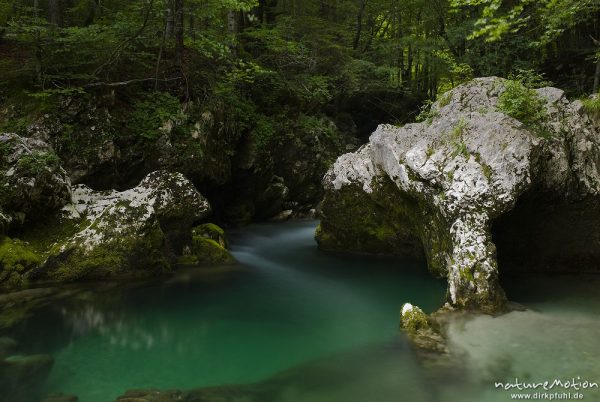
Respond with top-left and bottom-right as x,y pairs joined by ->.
7,220 -> 445,401
5,220 -> 600,402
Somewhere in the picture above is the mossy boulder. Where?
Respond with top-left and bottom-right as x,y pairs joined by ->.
0,133 -> 71,232
179,223 -> 235,265
193,223 -> 228,248
319,77 -> 600,313
400,303 -> 448,354
31,170 -> 212,282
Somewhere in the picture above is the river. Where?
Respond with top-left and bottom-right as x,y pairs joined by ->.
4,220 -> 600,401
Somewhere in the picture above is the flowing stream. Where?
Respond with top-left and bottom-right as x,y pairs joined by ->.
4,220 -> 600,402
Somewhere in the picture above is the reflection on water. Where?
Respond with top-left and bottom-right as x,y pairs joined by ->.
3,220 -> 445,402
2,221 -> 600,402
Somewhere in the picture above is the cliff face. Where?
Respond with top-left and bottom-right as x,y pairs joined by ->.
317,77 -> 600,312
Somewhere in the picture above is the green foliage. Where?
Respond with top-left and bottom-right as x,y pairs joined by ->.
16,151 -> 61,175
416,100 -> 438,124
252,115 -> 276,154
582,97 -> 600,118
127,92 -> 183,140
450,119 -> 469,158
508,69 -> 552,89
498,79 -> 550,138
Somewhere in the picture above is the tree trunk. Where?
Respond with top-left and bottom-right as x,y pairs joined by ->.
353,0 -> 368,50
188,3 -> 195,41
227,10 -> 239,56
174,0 -> 184,68
84,0 -> 99,26
594,56 -> 600,93
48,0 -> 63,27
227,10 -> 239,35
166,0 -> 174,38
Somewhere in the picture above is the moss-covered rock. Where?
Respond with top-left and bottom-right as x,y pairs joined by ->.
192,223 -> 228,248
190,237 -> 235,264
30,170 -> 212,283
178,223 -> 235,265
319,77 -> 600,313
0,237 -> 42,289
0,133 -> 71,232
400,303 -> 448,354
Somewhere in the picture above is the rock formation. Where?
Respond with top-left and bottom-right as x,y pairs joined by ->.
317,77 -> 600,313
0,134 -> 235,290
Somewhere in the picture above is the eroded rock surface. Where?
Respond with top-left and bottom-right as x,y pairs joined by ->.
0,134 -> 231,290
34,170 -> 211,282
317,77 -> 600,312
0,133 -> 71,232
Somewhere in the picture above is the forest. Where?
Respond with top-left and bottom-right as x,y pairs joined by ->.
1,1 -> 599,225
2,1 -> 600,402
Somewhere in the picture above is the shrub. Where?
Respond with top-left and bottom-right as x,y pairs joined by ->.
582,96 -> 600,118
127,92 -> 183,140
498,79 -> 550,138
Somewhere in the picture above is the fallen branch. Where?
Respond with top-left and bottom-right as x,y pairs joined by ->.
85,77 -> 182,88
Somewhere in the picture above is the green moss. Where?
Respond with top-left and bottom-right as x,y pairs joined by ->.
400,306 -> 430,335
48,222 -> 170,282
0,237 -> 42,289
19,215 -> 88,255
190,236 -> 235,264
192,223 -> 228,248
459,266 -> 475,282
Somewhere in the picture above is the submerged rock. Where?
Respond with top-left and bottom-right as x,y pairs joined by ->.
42,394 -> 79,402
0,337 -> 17,359
317,77 -> 600,312
0,354 -> 54,402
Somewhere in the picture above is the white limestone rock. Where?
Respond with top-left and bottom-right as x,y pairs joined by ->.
318,77 -> 600,312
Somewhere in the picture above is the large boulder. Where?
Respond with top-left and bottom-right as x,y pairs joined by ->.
31,170 -> 212,282
317,77 -> 600,313
0,133 -> 71,232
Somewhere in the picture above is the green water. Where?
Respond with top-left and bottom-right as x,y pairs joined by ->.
5,220 -> 600,402
7,220 -> 445,401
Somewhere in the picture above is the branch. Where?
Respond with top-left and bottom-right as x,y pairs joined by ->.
85,77 -> 182,88
93,0 -> 155,78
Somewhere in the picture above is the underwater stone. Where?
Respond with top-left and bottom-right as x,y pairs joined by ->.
0,337 -> 17,359
0,354 -> 54,401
